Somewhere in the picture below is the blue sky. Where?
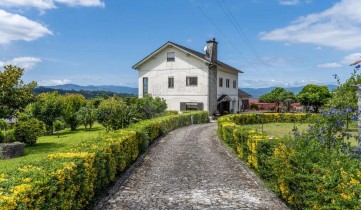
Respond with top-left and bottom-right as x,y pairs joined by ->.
1,0 -> 360,88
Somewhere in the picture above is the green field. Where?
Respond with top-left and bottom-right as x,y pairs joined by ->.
242,122 -> 359,147
0,123 -> 105,171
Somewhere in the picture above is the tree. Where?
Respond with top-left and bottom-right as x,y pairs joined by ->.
96,96 -> 138,132
30,92 -> 63,134
14,118 -> 46,146
259,87 -> 292,112
76,104 -> 97,131
134,95 -> 167,119
62,94 -> 87,131
297,84 -> 331,113
279,91 -> 297,112
327,69 -> 361,110
53,119 -> 65,138
0,65 -> 37,119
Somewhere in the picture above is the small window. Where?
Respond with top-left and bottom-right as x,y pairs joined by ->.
226,79 -> 230,88
168,77 -> 174,88
143,77 -> 148,95
186,77 -> 198,86
219,78 -> 223,87
167,52 -> 175,62
233,80 -> 237,88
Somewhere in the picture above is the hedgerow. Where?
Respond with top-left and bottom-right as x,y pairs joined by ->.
0,111 -> 209,209
218,112 -> 361,209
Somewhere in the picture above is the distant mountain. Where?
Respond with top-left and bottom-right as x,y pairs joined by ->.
43,84 -> 138,95
240,85 -> 338,99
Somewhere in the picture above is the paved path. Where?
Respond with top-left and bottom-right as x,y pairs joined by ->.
100,123 -> 288,210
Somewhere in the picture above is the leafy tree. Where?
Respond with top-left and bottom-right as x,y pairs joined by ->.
259,87 -> 293,112
30,92 -> 63,134
14,118 -> 46,146
297,84 -> 331,113
279,91 -> 297,112
134,95 -> 167,119
62,94 -> 87,131
327,69 -> 361,110
0,120 -> 9,131
97,96 -> 139,132
53,119 -> 65,138
76,104 -> 97,131
0,65 -> 37,119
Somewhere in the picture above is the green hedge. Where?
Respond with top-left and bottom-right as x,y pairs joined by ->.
0,111 -> 209,209
218,113 -> 361,209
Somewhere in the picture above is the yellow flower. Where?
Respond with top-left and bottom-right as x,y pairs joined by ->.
340,192 -> 352,201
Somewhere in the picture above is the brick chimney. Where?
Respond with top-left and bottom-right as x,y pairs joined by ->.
205,38 -> 217,63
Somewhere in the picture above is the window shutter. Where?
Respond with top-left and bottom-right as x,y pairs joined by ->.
180,102 -> 186,111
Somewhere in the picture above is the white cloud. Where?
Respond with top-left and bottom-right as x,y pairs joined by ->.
0,9 -> 52,44
316,62 -> 342,69
261,0 -> 361,50
341,52 -> 361,65
0,56 -> 42,70
186,38 -> 192,43
0,0 -> 104,10
39,79 -> 71,86
279,0 -> 299,6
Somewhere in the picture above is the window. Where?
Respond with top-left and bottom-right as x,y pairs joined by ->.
186,77 -> 198,86
186,102 -> 198,111
167,52 -> 175,62
233,80 -> 237,88
226,79 -> 230,88
219,78 -> 223,87
143,77 -> 148,95
168,77 -> 174,88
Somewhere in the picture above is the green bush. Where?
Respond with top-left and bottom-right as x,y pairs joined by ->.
218,112 -> 361,209
0,111 -> 209,209
14,118 -> 46,146
3,129 -> 15,143
0,131 -> 4,143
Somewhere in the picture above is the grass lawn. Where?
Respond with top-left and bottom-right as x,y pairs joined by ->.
0,123 -> 105,172
242,122 -> 359,147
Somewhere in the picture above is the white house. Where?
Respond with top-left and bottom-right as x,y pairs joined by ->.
133,39 -> 243,115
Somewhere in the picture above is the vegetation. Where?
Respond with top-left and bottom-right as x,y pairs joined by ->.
219,110 -> 361,209
0,111 -> 209,209
76,103 -> 97,131
0,65 -> 37,119
33,86 -> 135,99
14,119 -> 46,146
327,69 -> 361,110
62,94 -> 87,131
297,84 -> 331,113
259,87 -> 296,112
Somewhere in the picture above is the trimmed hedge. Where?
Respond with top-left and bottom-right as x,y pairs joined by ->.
218,113 -> 361,209
0,111 -> 209,209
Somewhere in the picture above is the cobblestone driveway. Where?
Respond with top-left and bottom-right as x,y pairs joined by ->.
100,123 -> 288,210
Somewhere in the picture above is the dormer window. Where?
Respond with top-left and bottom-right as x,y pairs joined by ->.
167,52 -> 175,62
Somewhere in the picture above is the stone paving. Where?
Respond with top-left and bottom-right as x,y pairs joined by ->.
100,123 -> 288,210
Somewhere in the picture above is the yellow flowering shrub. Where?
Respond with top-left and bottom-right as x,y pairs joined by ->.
0,111 -> 209,209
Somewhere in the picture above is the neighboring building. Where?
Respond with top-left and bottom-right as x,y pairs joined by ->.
238,89 -> 252,111
133,39 -> 243,115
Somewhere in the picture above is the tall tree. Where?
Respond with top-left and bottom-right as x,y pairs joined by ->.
30,92 -> 63,134
297,84 -> 331,113
0,65 -> 37,119
62,94 -> 87,130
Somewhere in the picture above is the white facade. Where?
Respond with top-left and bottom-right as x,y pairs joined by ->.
134,41 -> 241,114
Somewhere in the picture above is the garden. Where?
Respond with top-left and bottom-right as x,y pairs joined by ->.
0,65 -> 210,209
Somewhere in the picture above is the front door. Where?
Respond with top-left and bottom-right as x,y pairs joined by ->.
217,101 -> 230,115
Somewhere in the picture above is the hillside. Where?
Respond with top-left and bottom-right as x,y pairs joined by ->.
43,84 -> 138,95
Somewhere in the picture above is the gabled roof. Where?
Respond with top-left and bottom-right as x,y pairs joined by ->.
238,89 -> 252,98
217,94 -> 233,103
132,41 -> 243,73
